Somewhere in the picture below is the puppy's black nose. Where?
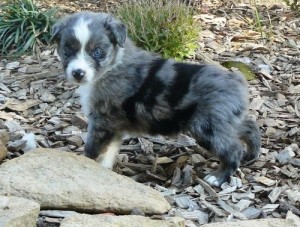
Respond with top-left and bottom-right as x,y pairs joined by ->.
72,69 -> 85,81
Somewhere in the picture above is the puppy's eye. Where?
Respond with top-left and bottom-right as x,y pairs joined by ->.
64,46 -> 74,56
92,48 -> 105,59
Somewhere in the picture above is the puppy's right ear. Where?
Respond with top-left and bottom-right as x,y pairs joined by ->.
51,21 -> 65,43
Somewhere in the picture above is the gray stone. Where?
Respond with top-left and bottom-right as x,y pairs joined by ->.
0,195 -> 40,227
61,214 -> 185,227
0,149 -> 170,214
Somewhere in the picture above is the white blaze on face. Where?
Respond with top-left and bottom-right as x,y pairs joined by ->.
66,18 -> 95,82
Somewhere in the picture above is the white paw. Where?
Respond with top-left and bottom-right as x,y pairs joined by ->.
98,158 -> 114,169
204,175 -> 222,187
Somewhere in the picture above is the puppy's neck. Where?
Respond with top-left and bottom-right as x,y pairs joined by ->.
111,46 -> 125,68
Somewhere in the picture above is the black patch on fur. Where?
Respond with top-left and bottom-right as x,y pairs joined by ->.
84,127 -> 114,159
201,122 -> 214,137
60,31 -> 81,69
122,59 -> 166,123
197,139 -> 212,151
166,63 -> 203,107
149,103 -> 197,135
233,109 -> 242,117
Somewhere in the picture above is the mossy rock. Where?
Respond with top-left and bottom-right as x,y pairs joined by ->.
221,61 -> 256,81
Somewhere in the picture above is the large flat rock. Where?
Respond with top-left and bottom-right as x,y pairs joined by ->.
0,148 -> 170,214
0,196 -> 40,227
201,218 -> 298,227
61,214 -> 185,227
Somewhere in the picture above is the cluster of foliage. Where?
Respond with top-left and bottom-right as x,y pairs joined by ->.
284,0 -> 299,11
0,0 -> 57,56
115,0 -> 200,60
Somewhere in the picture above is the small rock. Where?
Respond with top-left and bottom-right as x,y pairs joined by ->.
0,195 -> 40,227
0,149 -> 171,214
61,214 -> 185,227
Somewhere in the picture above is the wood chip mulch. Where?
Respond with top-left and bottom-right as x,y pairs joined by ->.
0,1 -> 299,226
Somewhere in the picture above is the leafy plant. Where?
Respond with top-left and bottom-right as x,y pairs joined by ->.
284,0 -> 299,11
0,0 -> 57,56
115,0 -> 200,60
251,5 -> 274,41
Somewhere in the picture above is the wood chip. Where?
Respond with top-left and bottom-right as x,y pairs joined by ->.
233,199 -> 252,212
175,210 -> 209,225
217,199 -> 247,220
262,204 -> 279,214
6,99 -> 42,112
200,199 -> 228,217
194,177 -> 218,199
268,186 -> 287,203
242,207 -> 262,219
255,176 -> 277,186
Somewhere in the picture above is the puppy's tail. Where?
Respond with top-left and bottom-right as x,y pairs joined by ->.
238,117 -> 261,163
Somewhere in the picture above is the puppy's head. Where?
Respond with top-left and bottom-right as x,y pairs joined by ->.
52,12 -> 126,83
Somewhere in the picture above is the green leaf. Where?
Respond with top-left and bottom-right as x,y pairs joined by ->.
221,61 -> 256,81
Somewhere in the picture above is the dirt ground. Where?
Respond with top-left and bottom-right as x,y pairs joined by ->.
0,0 -> 299,226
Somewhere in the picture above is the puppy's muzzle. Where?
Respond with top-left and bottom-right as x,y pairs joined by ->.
72,69 -> 85,82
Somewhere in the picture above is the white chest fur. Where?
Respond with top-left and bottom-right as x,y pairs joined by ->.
76,83 -> 92,116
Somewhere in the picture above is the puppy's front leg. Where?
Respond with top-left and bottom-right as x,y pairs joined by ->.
84,118 -> 121,169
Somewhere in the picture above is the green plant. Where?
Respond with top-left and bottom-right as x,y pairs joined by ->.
252,5 -> 274,41
0,0 -> 57,56
115,0 -> 200,60
284,0 -> 299,11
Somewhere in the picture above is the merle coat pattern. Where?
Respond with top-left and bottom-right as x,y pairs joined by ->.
52,12 -> 261,187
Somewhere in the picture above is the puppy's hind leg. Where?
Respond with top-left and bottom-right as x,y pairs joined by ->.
84,119 -> 121,169
190,123 -> 243,187
239,118 -> 261,164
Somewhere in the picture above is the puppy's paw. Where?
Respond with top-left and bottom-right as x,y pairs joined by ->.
98,158 -> 114,169
204,174 -> 223,187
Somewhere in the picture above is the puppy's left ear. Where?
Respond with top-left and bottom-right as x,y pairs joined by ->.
51,20 -> 65,43
105,16 -> 127,48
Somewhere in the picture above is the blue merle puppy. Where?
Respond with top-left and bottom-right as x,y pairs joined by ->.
52,12 -> 261,187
